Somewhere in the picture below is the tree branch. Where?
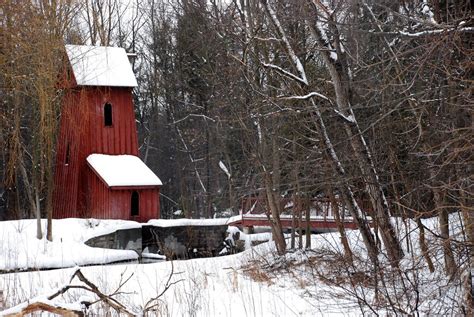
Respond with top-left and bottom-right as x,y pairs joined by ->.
279,92 -> 330,101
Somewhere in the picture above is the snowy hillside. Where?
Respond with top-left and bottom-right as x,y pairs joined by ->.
0,214 -> 468,316
0,219 -> 142,272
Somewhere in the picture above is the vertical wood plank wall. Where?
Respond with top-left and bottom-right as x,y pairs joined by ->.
87,171 -> 160,221
53,87 -> 159,221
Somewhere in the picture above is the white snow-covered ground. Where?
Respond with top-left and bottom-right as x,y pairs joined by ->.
0,214 -> 468,316
0,218 -> 342,316
0,218 -> 142,271
0,217 -> 271,273
1,245 -> 340,316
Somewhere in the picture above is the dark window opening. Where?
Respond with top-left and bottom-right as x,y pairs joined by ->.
104,103 -> 113,126
131,191 -> 139,216
65,143 -> 70,165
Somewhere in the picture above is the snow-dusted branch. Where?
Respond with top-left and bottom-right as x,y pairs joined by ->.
279,92 -> 330,101
253,36 -> 282,42
376,26 -> 474,38
333,109 -> 355,124
309,99 -> 364,219
0,298 -> 84,317
169,111 -> 207,192
218,160 -> 231,179
261,0 -> 308,85
261,62 -> 308,86
173,114 -> 216,125
66,269 -> 135,316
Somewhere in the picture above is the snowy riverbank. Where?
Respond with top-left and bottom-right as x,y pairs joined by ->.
0,214 -> 468,316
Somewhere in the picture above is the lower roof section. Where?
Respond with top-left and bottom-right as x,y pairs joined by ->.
87,154 -> 162,189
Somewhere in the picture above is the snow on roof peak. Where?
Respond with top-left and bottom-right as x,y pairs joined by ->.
65,45 -> 138,87
87,154 -> 162,188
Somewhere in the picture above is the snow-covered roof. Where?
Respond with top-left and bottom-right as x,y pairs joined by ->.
65,45 -> 138,87
87,154 -> 162,188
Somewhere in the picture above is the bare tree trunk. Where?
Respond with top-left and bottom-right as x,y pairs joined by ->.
430,166 -> 456,276
310,102 -> 379,264
416,218 -> 435,273
349,125 -> 403,266
291,139 -> 300,249
257,0 -> 384,262
291,195 -> 296,249
306,15 -> 403,267
305,197 -> 311,249
225,153 -> 235,213
19,159 -> 41,239
298,197 -> 303,249
259,0 -> 380,264
35,190 -> 42,239
143,133 -> 152,164
329,187 -> 353,262
272,136 -> 280,195
264,172 -> 286,255
438,207 -> 456,276
204,100 -> 212,218
459,178 -> 474,313
46,178 -> 54,241
4,87 -> 23,220
170,110 -> 207,194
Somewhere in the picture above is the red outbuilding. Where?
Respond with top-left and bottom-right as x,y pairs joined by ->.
53,45 -> 161,222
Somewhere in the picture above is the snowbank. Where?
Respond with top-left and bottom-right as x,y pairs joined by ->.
0,218 -> 141,272
0,214 -> 467,316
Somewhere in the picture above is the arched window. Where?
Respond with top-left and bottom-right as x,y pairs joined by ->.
131,191 -> 139,216
104,103 -> 113,126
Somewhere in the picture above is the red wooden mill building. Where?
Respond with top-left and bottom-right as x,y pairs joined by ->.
53,45 -> 162,222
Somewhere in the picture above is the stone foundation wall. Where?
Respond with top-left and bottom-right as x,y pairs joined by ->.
143,225 -> 228,259
85,228 -> 142,254
85,225 -> 228,260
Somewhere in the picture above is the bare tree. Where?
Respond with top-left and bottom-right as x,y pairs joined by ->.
1,0 -> 76,240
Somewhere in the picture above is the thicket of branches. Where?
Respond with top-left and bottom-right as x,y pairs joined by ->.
0,0 -> 472,313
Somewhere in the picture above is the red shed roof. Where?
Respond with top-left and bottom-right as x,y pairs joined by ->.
87,154 -> 162,189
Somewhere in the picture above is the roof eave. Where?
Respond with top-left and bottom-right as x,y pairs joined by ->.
86,158 -> 162,190
110,185 -> 161,190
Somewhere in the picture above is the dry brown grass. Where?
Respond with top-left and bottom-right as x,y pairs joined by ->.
241,262 -> 274,285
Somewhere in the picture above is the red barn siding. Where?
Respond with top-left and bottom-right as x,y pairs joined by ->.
53,89 -> 82,218
53,86 -> 159,221
135,189 -> 160,222
86,169 -> 159,221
